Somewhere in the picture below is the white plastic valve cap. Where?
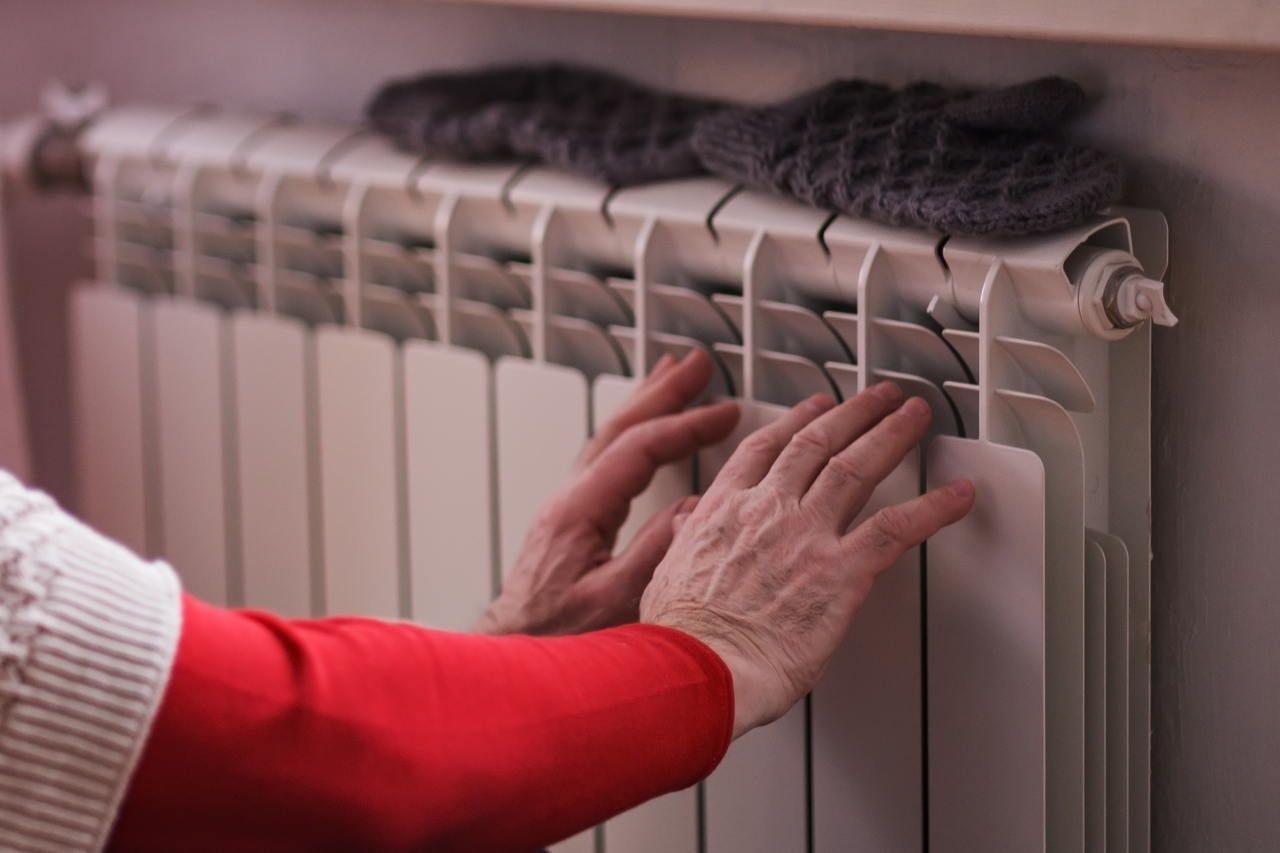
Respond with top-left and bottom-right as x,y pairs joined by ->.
1119,274 -> 1178,327
39,80 -> 109,130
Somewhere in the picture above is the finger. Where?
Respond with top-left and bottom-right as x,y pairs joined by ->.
569,402 -> 739,535
705,394 -> 835,494
761,381 -> 904,496
670,492 -> 700,537
671,509 -> 694,538
669,493 -> 701,526
578,349 -> 715,468
804,396 -> 934,531
645,352 -> 679,384
839,479 -> 975,576
573,496 -> 696,627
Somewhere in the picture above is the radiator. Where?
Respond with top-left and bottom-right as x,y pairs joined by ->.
64,104 -> 1167,853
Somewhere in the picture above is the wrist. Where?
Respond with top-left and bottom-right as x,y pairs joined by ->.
699,642 -> 761,741
642,608 -> 771,740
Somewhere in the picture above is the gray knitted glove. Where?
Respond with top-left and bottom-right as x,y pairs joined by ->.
367,65 -> 727,186
691,77 -> 1122,236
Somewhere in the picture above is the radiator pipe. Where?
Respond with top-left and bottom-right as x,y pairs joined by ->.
0,82 -> 108,482
0,126 -> 35,480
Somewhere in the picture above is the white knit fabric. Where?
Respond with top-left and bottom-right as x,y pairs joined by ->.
0,470 -> 182,853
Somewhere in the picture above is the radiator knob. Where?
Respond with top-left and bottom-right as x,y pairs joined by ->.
1116,273 -> 1178,327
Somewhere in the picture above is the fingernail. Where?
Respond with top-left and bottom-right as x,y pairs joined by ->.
903,397 -> 931,419
948,479 -> 975,498
871,381 -> 903,403
805,393 -> 837,412
646,354 -> 676,381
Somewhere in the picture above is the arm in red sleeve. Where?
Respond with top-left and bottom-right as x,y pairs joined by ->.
106,594 -> 734,853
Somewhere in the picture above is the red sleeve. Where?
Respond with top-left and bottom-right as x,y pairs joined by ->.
106,594 -> 733,853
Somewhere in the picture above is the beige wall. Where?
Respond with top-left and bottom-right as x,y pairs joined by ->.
2,0 -> 1277,847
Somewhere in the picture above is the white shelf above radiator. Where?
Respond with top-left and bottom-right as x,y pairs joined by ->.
435,0 -> 1280,51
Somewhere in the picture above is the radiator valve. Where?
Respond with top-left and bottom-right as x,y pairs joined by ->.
1,80 -> 107,192
1075,246 -> 1177,339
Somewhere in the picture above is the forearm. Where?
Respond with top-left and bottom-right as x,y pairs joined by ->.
107,595 -> 733,853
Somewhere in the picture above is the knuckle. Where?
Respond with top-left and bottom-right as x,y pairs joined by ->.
621,408 -> 686,442
732,488 -> 795,537
790,427 -> 832,457
740,489 -> 784,526
624,416 -> 664,441
868,505 -> 913,551
607,422 -> 667,462
622,421 -> 663,453
824,454 -> 872,490
741,429 -> 784,457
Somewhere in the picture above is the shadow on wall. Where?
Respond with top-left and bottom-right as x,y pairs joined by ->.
7,192 -> 92,507
1135,154 -> 1280,853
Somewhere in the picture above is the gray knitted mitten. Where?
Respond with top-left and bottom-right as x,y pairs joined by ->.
691,77 -> 1122,236
367,65 -> 727,186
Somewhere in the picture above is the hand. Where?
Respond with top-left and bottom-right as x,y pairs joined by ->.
476,350 -> 740,636
640,383 -> 975,739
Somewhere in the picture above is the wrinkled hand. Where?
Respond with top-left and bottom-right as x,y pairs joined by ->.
641,383 -> 976,739
476,350 -> 739,636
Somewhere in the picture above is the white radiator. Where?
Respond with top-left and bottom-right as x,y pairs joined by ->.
66,104 -> 1167,853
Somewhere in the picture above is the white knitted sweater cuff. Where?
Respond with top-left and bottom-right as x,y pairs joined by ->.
0,471 -> 182,853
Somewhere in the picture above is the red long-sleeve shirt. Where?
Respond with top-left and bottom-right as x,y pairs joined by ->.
106,595 -> 734,853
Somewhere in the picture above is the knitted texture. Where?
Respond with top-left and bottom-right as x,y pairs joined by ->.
0,471 -> 182,853
367,65 -> 728,186
691,76 -> 1122,236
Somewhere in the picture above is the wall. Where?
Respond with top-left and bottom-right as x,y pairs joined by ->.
1,0 -> 1277,848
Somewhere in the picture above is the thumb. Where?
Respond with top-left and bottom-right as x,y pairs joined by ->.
671,494 -> 701,537
574,495 -> 701,627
